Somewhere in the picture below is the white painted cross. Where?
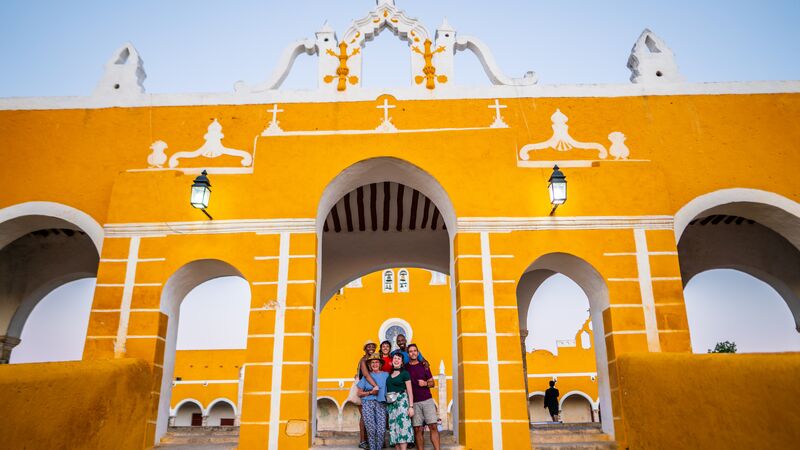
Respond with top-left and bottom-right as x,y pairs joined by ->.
268,104 -> 283,123
488,99 -> 507,122
377,98 -> 396,122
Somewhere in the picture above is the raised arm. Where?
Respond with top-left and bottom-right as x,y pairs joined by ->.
360,359 -> 378,388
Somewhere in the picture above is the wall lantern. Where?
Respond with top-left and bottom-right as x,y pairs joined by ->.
190,170 -> 213,220
548,165 -> 567,215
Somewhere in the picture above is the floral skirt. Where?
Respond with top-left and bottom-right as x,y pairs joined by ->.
387,392 -> 414,445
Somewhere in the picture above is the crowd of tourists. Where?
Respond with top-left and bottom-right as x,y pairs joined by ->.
350,334 -> 441,450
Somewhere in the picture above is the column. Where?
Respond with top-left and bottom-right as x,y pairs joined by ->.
0,335 -> 20,364
238,232 -> 317,450
453,233 -> 531,450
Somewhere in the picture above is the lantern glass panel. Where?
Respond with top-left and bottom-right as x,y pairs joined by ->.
549,181 -> 567,205
191,185 -> 210,209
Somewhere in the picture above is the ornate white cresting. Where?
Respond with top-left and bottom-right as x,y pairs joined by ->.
236,0 -> 537,93
94,42 -> 146,96
167,119 -> 253,168
627,29 -> 683,84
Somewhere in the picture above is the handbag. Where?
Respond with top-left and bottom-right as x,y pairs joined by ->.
346,378 -> 362,406
386,392 -> 399,404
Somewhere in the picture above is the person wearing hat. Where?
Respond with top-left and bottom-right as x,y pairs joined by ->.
356,340 -> 380,448
357,353 -> 389,450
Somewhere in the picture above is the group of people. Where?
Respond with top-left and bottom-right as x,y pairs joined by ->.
353,334 -> 441,450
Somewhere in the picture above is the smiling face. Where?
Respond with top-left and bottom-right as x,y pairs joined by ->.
392,353 -> 404,369
407,345 -> 419,361
396,334 -> 407,349
369,359 -> 382,372
381,341 -> 391,355
365,343 -> 376,355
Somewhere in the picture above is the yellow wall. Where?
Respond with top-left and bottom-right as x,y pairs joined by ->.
171,349 -> 245,412
616,352 -> 800,449
0,358 -> 152,450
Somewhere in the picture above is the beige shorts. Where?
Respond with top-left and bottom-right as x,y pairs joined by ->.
412,398 -> 438,427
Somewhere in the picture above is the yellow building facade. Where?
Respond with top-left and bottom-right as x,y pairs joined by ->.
2,1 -> 800,449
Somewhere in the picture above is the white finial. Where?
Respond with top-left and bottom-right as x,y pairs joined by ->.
377,0 -> 395,6
627,28 -> 683,84
438,17 -> 455,32
93,42 -> 146,96
319,20 -> 334,33
439,360 -> 445,375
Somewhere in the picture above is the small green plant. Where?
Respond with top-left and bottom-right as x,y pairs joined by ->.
708,341 -> 737,353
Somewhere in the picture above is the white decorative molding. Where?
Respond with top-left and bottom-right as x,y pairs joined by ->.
104,218 -> 316,237
397,268 -> 409,292
235,39 -> 317,93
519,109 -> 609,160
93,42 -> 146,97
147,141 -> 168,168
375,98 -> 398,132
261,104 -> 284,136
627,29 -> 683,84
457,215 -> 675,232
454,35 -> 538,86
168,119 -> 253,168
429,270 -> 447,285
345,277 -> 363,288
382,269 -> 395,293
488,99 -> 508,128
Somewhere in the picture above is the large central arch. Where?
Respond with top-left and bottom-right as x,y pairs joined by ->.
312,157 -> 459,438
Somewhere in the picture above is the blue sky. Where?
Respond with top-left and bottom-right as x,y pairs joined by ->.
5,1 -> 800,361
2,1 -> 800,96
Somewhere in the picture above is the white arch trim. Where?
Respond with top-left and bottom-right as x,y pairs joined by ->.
207,397 -> 237,415
316,396 -> 341,413
674,188 -> 800,242
0,201 -> 104,252
171,398 -> 205,416
559,390 -> 599,410
528,390 -> 546,399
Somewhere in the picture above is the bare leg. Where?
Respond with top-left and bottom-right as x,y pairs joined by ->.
414,426 -> 425,450
396,444 -> 407,450
427,424 -> 440,450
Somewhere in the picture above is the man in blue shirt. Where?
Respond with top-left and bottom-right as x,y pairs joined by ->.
391,334 -> 428,367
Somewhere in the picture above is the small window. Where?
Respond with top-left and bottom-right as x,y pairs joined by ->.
398,269 -> 409,292
382,269 -> 395,293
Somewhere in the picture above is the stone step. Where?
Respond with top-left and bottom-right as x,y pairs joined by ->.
532,442 -> 617,450
159,436 -> 239,445
314,430 -> 456,447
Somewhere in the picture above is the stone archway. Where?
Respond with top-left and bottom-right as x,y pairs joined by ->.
156,259 -> 249,442
675,189 -> 800,332
516,253 -> 614,435
312,157 -> 458,439
0,202 -> 102,363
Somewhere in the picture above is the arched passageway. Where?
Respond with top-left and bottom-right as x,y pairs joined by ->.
313,157 -> 458,440
528,394 -> 550,423
316,398 -> 339,431
0,202 -> 102,364
174,400 -> 204,427
517,253 -> 613,435
676,189 -> 800,348
156,259 -> 250,441
560,393 -> 595,423
207,400 -> 237,427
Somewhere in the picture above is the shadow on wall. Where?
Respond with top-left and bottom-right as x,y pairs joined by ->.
0,358 -> 152,450
616,352 -> 800,449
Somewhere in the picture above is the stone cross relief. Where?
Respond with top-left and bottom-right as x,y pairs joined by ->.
146,119 -> 253,169
518,109 -> 631,161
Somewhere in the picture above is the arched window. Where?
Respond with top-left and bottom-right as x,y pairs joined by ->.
398,268 -> 409,292
378,318 -> 413,350
382,269 -> 395,293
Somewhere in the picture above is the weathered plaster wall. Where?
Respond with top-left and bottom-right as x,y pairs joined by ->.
0,358 -> 152,450
616,352 -> 800,449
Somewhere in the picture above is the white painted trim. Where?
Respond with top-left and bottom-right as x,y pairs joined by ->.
458,215 -> 674,232
207,397 -> 238,415
603,251 -> 677,256
0,201 -> 104,252
673,188 -> 800,241
315,396 -> 341,414
559,390 -> 599,410
114,237 -> 140,357
3,81 -> 799,111
604,330 -> 647,338
172,380 -> 238,385
268,232 -> 289,450
104,218 -> 315,237
479,232 -> 503,450
633,229 -> 661,352
528,372 -> 598,378
171,398 -> 205,416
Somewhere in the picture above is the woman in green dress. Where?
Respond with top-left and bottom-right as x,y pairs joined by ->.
386,353 -> 415,449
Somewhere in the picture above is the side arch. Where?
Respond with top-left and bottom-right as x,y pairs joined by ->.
172,398 -> 205,416
207,397 -> 238,416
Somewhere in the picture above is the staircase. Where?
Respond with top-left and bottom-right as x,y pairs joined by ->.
156,426 -> 239,449
531,423 -> 617,450
312,430 -> 459,449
